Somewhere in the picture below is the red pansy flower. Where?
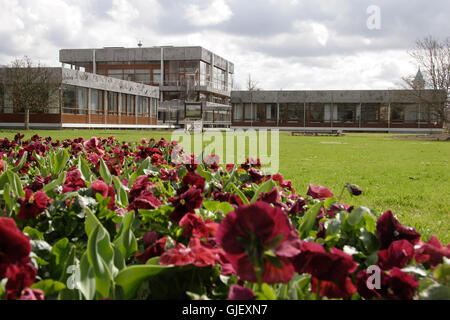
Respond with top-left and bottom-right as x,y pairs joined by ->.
377,240 -> 414,270
306,184 -> 334,200
216,202 -> 301,284
17,189 -> 52,220
168,187 -> 203,223
228,285 -> 256,300
414,236 -> 450,268
376,211 -> 421,249
62,170 -> 86,193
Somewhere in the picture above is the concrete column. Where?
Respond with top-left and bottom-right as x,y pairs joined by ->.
210,54 -> 214,88
160,47 -> 164,102
93,50 -> 96,74
104,92 -> 108,124
118,93 -> 122,124
87,88 -> 91,124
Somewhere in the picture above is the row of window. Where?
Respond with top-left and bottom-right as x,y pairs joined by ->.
232,103 -> 439,123
95,60 -> 233,90
62,86 -> 158,117
158,109 -> 231,123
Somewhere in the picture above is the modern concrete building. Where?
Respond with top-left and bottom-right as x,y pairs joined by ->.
231,89 -> 445,132
0,67 -> 163,129
59,46 -> 234,128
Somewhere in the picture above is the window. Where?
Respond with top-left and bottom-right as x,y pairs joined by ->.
266,104 -> 277,122
136,96 -> 143,116
362,104 -> 379,122
151,98 -> 158,117
404,104 -> 418,123
279,104 -> 287,123
108,92 -> 118,114
77,87 -> 88,115
108,69 -> 123,80
234,104 -> 243,121
418,105 -> 429,122
152,69 -> 161,85
143,97 -> 149,117
391,104 -> 404,122
127,95 -> 134,115
287,103 -> 304,123
136,69 -> 150,84
124,69 -> 135,82
309,104 -> 324,122
120,94 -> 127,115
256,104 -> 265,122
244,104 -> 253,121
62,86 -> 76,114
336,104 -> 355,123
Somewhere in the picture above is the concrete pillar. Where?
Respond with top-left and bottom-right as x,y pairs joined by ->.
118,93 -> 122,124
104,92 -> 108,124
87,88 -> 91,124
93,50 -> 96,74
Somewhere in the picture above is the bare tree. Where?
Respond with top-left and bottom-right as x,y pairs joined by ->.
2,56 -> 60,130
402,36 -> 450,130
246,73 -> 259,91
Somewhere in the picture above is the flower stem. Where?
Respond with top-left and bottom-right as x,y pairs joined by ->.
315,280 -> 322,300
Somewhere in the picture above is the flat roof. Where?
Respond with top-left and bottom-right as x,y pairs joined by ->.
59,46 -> 234,73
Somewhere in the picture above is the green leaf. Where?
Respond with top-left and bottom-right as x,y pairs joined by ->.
23,227 -> 44,240
31,280 -> 66,297
113,211 -> 137,260
202,200 -> 235,215
359,229 -> 379,253
43,172 -> 67,194
11,151 -> 27,173
99,158 -> 112,185
7,171 -> 25,198
419,283 -> 450,300
53,149 -> 69,176
298,202 -> 323,239
85,208 -> 116,298
135,157 -> 151,177
3,183 -> 13,215
348,207 -> 371,226
115,264 -> 170,299
433,262 -> 450,286
256,283 -> 277,300
78,253 -> 96,300
112,176 -> 129,207
87,224 -> 114,298
250,179 -> 275,203
230,183 -> 249,205
78,156 -> 93,183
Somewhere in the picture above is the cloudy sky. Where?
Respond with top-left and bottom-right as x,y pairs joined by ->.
0,0 -> 448,90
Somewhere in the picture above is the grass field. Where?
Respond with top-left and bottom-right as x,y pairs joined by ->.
1,129 -> 449,243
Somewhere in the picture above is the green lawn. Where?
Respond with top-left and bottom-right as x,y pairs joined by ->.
1,129 -> 449,243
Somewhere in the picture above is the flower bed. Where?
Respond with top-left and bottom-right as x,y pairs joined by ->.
0,133 -> 449,300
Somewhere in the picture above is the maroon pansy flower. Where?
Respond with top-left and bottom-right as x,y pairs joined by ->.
376,211 -> 421,249
17,189 -> 52,220
3,263 -> 37,300
0,217 -> 32,264
128,190 -> 162,214
135,237 -> 167,263
293,242 -> 357,283
62,170 -> 86,193
385,268 -> 418,300
356,269 -> 389,300
216,202 -> 301,284
228,285 -> 256,300
306,184 -> 334,200
20,288 -> 45,300
179,213 -> 210,238
377,240 -> 414,270
168,187 -> 203,223
129,175 -> 156,203
414,236 -> 450,268
311,276 -> 357,299
179,171 -> 205,194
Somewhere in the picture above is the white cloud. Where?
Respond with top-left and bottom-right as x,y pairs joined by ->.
107,0 -> 139,22
185,0 -> 233,27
